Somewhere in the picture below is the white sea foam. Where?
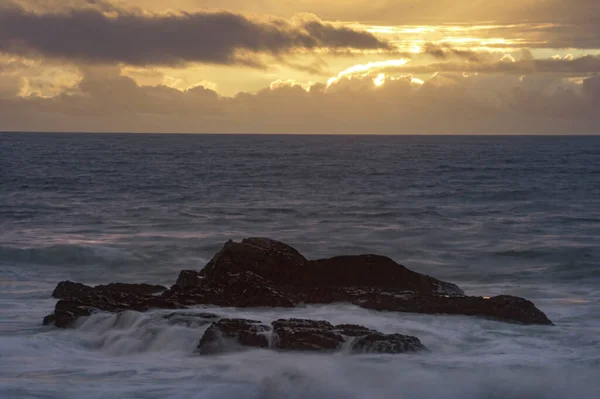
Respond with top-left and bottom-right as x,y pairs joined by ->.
1,300 -> 599,398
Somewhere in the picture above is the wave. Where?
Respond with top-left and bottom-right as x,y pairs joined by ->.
0,243 -> 211,273
32,306 -> 599,399
68,310 -> 215,355
0,301 -> 596,398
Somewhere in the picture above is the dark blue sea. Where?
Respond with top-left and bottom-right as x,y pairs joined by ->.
1,133 -> 599,398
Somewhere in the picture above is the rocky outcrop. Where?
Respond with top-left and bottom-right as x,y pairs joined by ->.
163,312 -> 220,328
43,290 -> 183,328
197,318 -> 271,354
43,237 -> 554,328
199,238 -> 308,285
194,239 -> 462,296
197,318 -> 426,354
52,281 -> 166,299
356,293 -> 554,325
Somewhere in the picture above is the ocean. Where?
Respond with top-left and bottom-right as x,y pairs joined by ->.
1,132 -> 599,398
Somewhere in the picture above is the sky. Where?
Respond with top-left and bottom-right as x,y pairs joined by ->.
0,0 -> 599,133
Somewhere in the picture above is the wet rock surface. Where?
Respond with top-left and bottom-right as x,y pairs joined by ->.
43,237 -> 554,329
196,318 -> 426,354
197,318 -> 271,354
52,281 -> 167,299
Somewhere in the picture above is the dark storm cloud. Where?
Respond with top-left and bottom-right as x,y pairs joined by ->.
0,6 -> 391,66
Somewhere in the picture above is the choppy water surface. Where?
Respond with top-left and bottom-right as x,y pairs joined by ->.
1,133 -> 599,398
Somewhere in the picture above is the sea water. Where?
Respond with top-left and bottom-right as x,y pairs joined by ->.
1,133 -> 599,398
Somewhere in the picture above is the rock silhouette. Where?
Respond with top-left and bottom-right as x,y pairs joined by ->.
197,318 -> 426,354
43,238 -> 554,330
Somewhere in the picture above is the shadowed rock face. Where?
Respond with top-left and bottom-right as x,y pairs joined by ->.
43,237 -> 554,328
304,255 -> 464,295
52,281 -> 167,299
197,318 -> 271,354
42,292 -> 184,328
200,238 -> 308,285
357,293 -> 554,325
196,318 -> 426,354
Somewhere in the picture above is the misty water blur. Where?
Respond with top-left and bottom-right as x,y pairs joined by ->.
1,133 -> 599,398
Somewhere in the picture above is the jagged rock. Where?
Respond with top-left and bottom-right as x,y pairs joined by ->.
173,270 -> 203,290
221,271 -> 295,308
197,318 -> 270,354
352,332 -> 426,354
200,238 -> 307,284
196,318 -> 426,354
52,280 -> 166,299
163,312 -> 219,328
43,237 -> 554,327
165,270 -> 295,308
356,293 -> 554,325
198,239 -> 461,296
44,291 -> 184,328
304,255 -> 464,295
272,319 -> 344,351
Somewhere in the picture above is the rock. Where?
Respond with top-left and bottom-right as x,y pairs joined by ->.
196,318 -> 426,354
271,319 -> 344,351
271,319 -> 426,353
198,238 -> 461,296
163,312 -> 219,328
44,290 -> 184,328
51,281 -> 92,299
173,270 -> 203,290
43,237 -> 554,327
303,255 -> 464,296
221,271 -> 295,308
352,333 -> 426,354
197,319 -> 270,354
165,270 -> 296,308
356,293 -> 554,325
52,280 -> 166,299
200,238 -> 307,285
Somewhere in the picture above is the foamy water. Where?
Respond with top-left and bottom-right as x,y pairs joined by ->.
1,133 -> 599,398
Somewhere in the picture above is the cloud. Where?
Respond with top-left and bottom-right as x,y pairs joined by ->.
0,6 -> 390,66
375,55 -> 600,76
1,64 -> 599,134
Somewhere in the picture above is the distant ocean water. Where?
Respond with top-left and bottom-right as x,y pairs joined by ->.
0,132 -> 599,399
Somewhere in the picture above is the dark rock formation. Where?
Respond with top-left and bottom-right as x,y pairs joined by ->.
52,281 -> 166,299
43,237 -> 554,328
197,318 -> 271,354
200,238 -> 307,285
173,270 -> 203,291
304,255 -> 464,295
163,312 -> 220,328
357,293 -> 554,325
271,319 -> 344,351
196,318 -> 426,354
43,290 -> 183,328
195,238 -> 462,296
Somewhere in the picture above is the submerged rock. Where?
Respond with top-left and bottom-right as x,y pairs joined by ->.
163,312 -> 220,328
197,318 -> 270,354
271,319 -> 344,351
43,237 -> 554,327
196,318 -> 426,354
44,291 -> 184,328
